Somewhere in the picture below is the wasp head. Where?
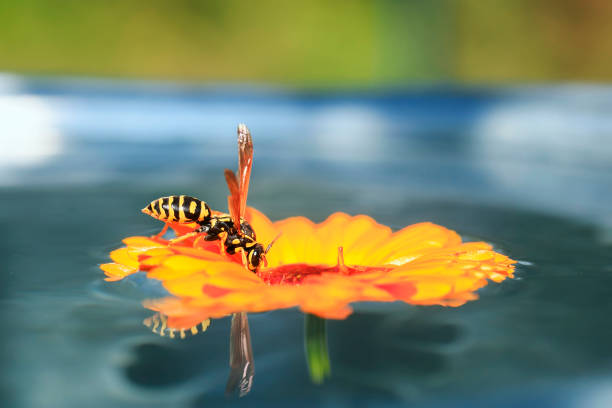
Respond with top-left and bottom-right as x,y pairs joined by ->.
247,243 -> 267,272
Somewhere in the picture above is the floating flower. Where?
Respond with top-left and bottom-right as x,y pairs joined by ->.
101,207 -> 516,330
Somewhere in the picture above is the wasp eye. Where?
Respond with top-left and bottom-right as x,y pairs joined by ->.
250,251 -> 260,267
249,246 -> 265,269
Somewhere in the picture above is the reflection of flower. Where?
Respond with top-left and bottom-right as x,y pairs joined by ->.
101,208 -> 515,330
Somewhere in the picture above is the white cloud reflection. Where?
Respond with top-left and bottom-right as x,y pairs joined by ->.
472,94 -> 612,228
311,105 -> 389,162
0,94 -> 62,173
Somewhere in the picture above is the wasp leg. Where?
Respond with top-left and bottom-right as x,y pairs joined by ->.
193,234 -> 206,247
217,232 -> 228,256
239,248 -> 248,268
169,224 -> 209,245
153,223 -> 169,239
169,231 -> 200,245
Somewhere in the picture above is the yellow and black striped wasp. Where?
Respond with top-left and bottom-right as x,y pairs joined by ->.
141,124 -> 268,272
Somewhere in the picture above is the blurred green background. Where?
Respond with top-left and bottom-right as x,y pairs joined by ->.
0,0 -> 611,86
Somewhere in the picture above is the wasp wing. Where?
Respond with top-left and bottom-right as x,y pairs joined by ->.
237,124 -> 253,220
224,168 -> 242,231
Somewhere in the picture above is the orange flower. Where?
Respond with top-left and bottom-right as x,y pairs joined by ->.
101,208 -> 515,330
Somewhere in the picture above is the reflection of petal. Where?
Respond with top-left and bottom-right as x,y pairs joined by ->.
102,208 -> 516,327
101,263 -> 136,281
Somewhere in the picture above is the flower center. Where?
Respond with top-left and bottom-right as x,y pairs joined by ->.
258,246 -> 392,285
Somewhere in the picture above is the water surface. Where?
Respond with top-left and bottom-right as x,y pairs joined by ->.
1,75 -> 612,407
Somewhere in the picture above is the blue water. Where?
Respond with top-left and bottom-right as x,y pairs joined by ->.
1,74 -> 612,407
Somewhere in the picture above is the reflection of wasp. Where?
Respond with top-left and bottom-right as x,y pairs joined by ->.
141,125 -> 268,272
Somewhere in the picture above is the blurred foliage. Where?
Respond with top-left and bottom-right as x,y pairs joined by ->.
0,0 -> 611,85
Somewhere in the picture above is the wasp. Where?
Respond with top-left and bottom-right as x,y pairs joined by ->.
142,196 -> 265,271
141,125 -> 269,272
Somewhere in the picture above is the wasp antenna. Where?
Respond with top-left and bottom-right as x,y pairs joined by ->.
265,233 -> 283,254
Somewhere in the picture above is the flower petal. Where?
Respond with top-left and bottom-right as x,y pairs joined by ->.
101,263 -> 137,281
366,222 -> 461,265
109,247 -> 139,269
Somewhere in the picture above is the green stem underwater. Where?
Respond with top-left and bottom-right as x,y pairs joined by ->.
304,313 -> 331,384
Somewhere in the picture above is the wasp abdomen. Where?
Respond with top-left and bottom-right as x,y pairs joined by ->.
143,195 -> 211,224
